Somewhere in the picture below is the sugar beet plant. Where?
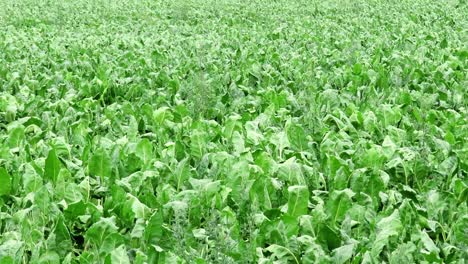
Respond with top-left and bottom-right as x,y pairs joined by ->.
0,0 -> 467,263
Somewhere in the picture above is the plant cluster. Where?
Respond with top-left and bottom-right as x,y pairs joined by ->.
0,0 -> 466,263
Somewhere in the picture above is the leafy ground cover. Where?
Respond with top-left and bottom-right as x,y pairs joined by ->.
0,0 -> 467,263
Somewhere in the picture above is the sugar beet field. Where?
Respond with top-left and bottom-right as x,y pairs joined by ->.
0,0 -> 467,263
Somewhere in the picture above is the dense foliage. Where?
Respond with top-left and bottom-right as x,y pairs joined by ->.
0,0 -> 467,263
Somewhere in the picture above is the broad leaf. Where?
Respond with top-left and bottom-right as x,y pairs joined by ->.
135,138 -> 153,165
287,185 -> 309,217
371,210 -> 402,258
0,168 -> 12,196
326,189 -> 355,223
45,148 -> 61,183
88,149 -> 112,178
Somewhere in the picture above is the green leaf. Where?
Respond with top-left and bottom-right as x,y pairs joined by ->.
54,216 -> 72,257
245,121 -> 264,146
7,126 -> 24,149
44,148 -> 61,183
389,242 -> 416,264
0,168 -> 12,196
366,173 -> 385,206
232,131 -> 246,155
38,251 -> 60,264
123,193 -> 150,219
326,189 -> 354,223
88,149 -> 112,178
361,147 -> 385,170
107,245 -> 130,264
438,156 -> 457,176
297,235 -> 331,263
35,186 -> 51,213
332,243 -> 355,264
250,177 -> 273,210
174,158 -> 191,191
0,240 -> 23,262
131,219 -> 146,239
287,185 -> 309,217
265,244 -> 299,263
63,200 -> 87,220
145,211 -> 164,245
153,107 -> 171,125
85,217 -> 124,254
371,209 -> 402,258
190,130 -> 206,159
135,138 -> 153,165
0,256 -> 14,264
277,158 -> 305,185
419,231 -> 440,262
382,136 -> 397,159
270,131 -> 290,158
353,63 -> 362,74
317,224 -> 342,251
440,38 -> 448,48
286,122 -> 308,151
